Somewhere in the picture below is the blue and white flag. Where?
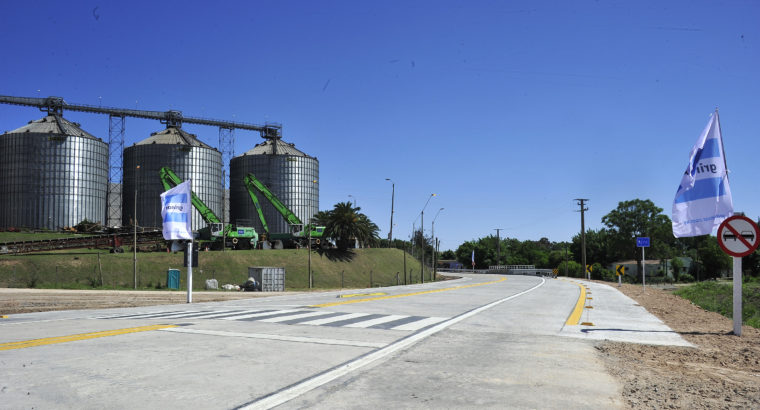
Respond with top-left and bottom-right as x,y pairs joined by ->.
672,111 -> 733,237
161,180 -> 193,240
471,250 -> 475,267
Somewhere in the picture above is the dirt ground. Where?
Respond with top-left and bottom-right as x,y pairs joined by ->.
0,288 -> 306,314
598,282 -> 760,409
1,283 -> 758,408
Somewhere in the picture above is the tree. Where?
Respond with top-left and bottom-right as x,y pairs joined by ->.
601,199 -> 674,280
440,250 -> 456,260
319,202 -> 379,250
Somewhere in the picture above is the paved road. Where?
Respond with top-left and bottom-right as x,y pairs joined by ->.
0,274 -> 690,409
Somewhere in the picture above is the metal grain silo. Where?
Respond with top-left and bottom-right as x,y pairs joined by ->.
230,138 -> 319,236
0,115 -> 108,230
122,126 -> 222,231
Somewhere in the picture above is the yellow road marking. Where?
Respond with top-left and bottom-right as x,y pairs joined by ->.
312,277 -> 507,308
1,315 -> 8,319
564,281 -> 587,325
0,324 -> 176,351
338,292 -> 388,298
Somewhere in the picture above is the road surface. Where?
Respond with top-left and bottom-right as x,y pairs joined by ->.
0,274 -> 690,409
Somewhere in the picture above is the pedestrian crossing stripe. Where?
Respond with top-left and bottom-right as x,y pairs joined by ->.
95,308 -> 448,332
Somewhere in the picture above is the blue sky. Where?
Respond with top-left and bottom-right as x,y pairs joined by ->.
1,0 -> 758,251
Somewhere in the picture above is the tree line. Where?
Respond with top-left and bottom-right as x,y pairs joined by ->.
449,199 -> 759,282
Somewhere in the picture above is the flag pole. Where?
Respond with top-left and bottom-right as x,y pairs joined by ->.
187,240 -> 193,303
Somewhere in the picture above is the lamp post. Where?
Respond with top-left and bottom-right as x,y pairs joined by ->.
134,165 -> 140,289
385,178 -> 394,247
419,193 -> 436,283
308,179 -> 317,289
431,208 -> 444,281
348,194 -> 356,207
494,228 -> 503,267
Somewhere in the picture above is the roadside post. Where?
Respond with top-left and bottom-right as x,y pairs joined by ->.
586,264 -> 592,279
636,237 -> 650,287
616,264 -> 625,287
716,214 -> 760,337
160,179 -> 194,304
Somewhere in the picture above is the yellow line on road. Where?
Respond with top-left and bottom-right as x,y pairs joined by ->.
565,281 -> 587,325
0,324 -> 176,351
338,292 -> 387,298
311,277 -> 507,308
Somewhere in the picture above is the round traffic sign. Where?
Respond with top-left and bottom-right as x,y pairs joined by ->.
717,215 -> 760,257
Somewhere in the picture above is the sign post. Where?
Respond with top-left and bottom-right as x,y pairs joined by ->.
615,264 -> 625,287
160,180 -> 194,304
717,215 -> 760,336
636,237 -> 650,287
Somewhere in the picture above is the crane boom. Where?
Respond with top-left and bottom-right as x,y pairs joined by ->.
159,167 -> 222,225
0,95 -> 281,138
244,174 -> 303,227
243,173 -> 325,240
158,166 -> 258,248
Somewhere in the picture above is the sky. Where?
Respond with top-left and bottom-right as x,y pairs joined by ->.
1,0 -> 758,251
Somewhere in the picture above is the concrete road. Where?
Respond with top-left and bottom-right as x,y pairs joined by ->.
0,274 -> 690,409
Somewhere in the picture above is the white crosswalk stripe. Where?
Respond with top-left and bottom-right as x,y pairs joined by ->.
97,308 -> 448,332
298,312 -> 372,326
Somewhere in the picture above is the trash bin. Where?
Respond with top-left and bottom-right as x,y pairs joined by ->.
167,269 -> 180,289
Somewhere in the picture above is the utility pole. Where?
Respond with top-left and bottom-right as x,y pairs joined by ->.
494,228 -> 502,267
134,165 -> 140,289
575,199 -> 589,280
385,179 -> 394,248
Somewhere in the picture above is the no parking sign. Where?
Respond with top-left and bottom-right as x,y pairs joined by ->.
717,215 -> 760,257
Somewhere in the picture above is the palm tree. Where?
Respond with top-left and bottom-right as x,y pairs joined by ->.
321,202 -> 380,250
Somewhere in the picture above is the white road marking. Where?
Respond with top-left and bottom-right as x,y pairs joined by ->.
298,312 -> 371,326
240,277 -> 547,410
219,309 -> 301,321
258,311 -> 329,323
160,328 -> 386,348
343,315 -> 407,328
390,316 -> 448,331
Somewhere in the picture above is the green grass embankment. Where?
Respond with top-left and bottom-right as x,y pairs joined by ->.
0,248 -> 425,291
674,280 -> 760,328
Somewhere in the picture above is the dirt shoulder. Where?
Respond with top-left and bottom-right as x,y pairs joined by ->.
597,282 -> 760,409
0,288 -> 307,314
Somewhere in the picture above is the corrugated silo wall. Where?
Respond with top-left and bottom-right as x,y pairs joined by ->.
230,154 -> 319,235
123,144 -> 222,230
0,133 -> 108,230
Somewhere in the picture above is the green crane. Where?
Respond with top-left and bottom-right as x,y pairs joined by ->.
243,173 -> 325,248
159,166 -> 258,249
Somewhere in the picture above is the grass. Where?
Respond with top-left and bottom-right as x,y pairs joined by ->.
674,280 -> 760,329
0,248 -> 427,291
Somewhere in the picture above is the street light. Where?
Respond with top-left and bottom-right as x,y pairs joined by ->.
431,208 -> 444,281
385,178 -> 395,247
494,228 -> 503,267
419,193 -> 436,283
134,165 -> 140,289
308,179 -> 318,289
348,194 -> 356,207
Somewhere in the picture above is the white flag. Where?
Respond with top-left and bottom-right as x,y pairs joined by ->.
161,180 -> 193,240
672,111 -> 733,237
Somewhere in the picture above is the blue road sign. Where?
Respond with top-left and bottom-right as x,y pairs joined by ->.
636,237 -> 650,247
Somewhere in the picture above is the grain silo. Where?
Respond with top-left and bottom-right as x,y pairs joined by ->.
229,137 -> 318,236
0,115 -> 108,230
122,126 -> 222,231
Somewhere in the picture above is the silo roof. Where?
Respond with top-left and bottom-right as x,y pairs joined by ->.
3,115 -> 99,139
239,139 -> 311,157
135,127 -> 214,149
